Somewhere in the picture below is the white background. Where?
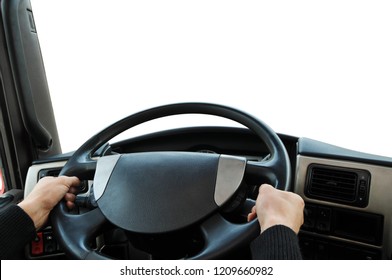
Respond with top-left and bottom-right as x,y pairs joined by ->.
2,260 -> 390,279
30,0 -> 392,156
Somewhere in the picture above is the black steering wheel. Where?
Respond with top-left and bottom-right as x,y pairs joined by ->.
51,103 -> 291,259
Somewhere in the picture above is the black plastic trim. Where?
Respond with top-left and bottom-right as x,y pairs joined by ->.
1,0 -> 60,153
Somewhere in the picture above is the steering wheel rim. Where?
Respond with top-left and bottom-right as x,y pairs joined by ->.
51,102 -> 291,259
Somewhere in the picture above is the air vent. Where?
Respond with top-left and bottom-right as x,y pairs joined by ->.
305,164 -> 370,207
38,168 -> 61,179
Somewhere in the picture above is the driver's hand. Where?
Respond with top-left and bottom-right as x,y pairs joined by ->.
247,184 -> 304,234
18,176 -> 80,230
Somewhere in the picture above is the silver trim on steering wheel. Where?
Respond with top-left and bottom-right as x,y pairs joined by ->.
214,155 -> 246,206
94,154 -> 121,201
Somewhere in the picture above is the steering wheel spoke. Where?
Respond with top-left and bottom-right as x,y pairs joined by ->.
59,157 -> 97,180
246,156 -> 290,190
51,204 -> 107,259
191,212 -> 260,259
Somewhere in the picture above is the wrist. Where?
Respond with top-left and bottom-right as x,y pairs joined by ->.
18,201 -> 42,230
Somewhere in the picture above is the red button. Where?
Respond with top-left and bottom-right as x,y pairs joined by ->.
31,232 -> 44,256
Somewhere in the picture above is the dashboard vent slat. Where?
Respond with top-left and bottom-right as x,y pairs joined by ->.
310,168 -> 357,201
305,164 -> 371,207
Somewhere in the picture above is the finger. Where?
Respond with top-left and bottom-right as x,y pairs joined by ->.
64,192 -> 76,203
66,200 -> 75,210
58,176 -> 81,189
258,183 -> 274,196
68,186 -> 79,194
247,212 -> 257,222
247,206 -> 257,222
251,205 -> 256,213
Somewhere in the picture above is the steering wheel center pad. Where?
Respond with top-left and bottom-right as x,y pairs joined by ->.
94,152 -> 246,233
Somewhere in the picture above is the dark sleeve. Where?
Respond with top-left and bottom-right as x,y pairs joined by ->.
0,204 -> 36,259
250,225 -> 302,260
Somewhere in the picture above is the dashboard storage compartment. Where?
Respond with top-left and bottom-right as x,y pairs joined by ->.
300,204 -> 384,259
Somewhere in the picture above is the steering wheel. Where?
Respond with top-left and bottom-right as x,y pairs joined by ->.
51,103 -> 291,259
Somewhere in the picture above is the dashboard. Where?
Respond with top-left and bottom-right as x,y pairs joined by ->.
23,126 -> 392,259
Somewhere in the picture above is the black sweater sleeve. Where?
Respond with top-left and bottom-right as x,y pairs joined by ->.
0,204 -> 36,259
250,225 -> 302,260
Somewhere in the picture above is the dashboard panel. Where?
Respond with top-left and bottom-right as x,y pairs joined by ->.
23,127 -> 392,259
295,155 -> 392,259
